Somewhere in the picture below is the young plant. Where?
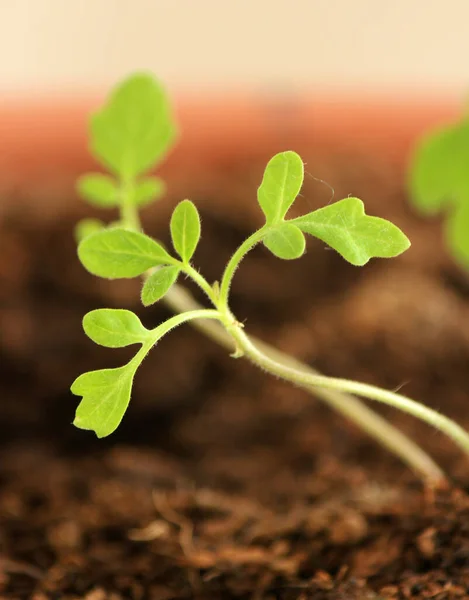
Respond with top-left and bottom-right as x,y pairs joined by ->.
72,73 -> 469,487
409,112 -> 469,268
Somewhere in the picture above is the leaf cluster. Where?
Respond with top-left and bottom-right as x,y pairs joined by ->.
258,151 -> 409,265
72,73 -> 411,438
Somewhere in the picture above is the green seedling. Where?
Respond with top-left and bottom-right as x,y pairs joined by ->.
409,113 -> 469,268
72,73 -> 469,486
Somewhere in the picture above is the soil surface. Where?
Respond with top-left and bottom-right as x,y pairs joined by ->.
2,151 -> 469,599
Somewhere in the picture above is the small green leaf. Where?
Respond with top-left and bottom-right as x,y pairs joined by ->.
71,364 -> 136,437
445,202 -> 469,269
78,228 -> 174,279
292,197 -> 410,266
83,309 -> 150,347
409,122 -> 469,215
141,266 -> 180,306
170,200 -> 201,262
263,223 -> 305,260
134,177 -> 166,207
90,73 -> 177,179
77,173 -> 118,207
74,218 -> 104,243
257,151 -> 304,224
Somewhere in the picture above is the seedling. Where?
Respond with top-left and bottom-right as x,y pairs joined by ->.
72,73 -> 469,486
409,112 -> 469,268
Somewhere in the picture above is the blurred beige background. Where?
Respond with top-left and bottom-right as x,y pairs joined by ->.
1,0 -> 468,94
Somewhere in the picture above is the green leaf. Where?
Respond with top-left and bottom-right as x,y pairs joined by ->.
409,122 -> 469,215
134,177 -> 166,207
90,73 -> 177,179
74,218 -> 105,243
77,173 -> 118,207
292,197 -> 410,266
83,309 -> 150,347
263,223 -> 305,260
170,200 -> 201,262
71,364 -> 136,437
257,151 -> 304,224
445,202 -> 469,269
78,228 -> 174,279
141,266 -> 180,306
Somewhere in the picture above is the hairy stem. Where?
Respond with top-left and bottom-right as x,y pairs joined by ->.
150,308 -> 222,339
181,264 -> 218,306
128,309 -> 224,390
225,319 -> 469,465
219,227 -> 267,306
164,283 -> 445,484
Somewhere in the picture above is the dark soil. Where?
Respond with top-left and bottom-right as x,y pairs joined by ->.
2,151 -> 469,599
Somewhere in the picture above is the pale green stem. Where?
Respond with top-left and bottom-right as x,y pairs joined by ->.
181,264 -> 218,306
129,307 -> 223,373
150,308 -> 222,339
128,338 -> 155,369
225,320 -> 469,460
164,284 -> 445,484
219,227 -> 267,306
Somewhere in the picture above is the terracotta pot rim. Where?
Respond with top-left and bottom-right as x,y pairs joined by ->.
0,91 -> 464,188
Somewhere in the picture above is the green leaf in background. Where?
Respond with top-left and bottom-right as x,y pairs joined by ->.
170,200 -> 201,262
141,265 -> 180,306
90,73 -> 177,179
74,218 -> 105,243
445,202 -> 469,269
292,197 -> 410,266
409,121 -> 469,215
78,228 -> 174,279
71,364 -> 137,438
409,117 -> 469,269
83,309 -> 150,348
77,173 -> 119,207
134,177 -> 166,207
263,223 -> 305,260
257,151 -> 304,225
